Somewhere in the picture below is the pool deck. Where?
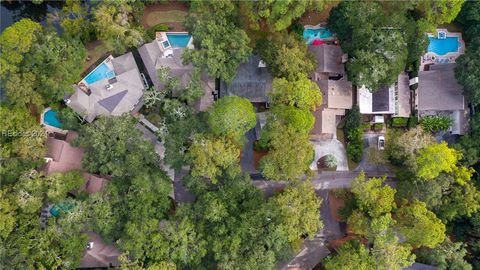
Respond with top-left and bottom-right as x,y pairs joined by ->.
79,55 -> 115,87
156,31 -> 194,49
40,108 -> 67,134
420,29 -> 465,71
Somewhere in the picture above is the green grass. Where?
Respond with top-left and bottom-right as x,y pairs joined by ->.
144,10 -> 187,26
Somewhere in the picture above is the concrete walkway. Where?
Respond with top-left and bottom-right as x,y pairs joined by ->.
310,139 -> 348,171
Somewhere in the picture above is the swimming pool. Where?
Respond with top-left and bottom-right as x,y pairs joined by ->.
43,109 -> 62,128
84,62 -> 115,85
428,36 -> 460,56
303,27 -> 334,44
166,33 -> 192,48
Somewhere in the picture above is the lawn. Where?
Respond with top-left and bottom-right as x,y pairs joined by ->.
143,10 -> 187,26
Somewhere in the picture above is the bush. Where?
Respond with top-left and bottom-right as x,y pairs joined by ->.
372,123 -> 384,130
407,116 -> 418,129
420,115 -> 452,133
346,128 -> 363,162
146,24 -> 170,40
391,117 -> 408,127
290,20 -> 304,38
324,154 -> 337,168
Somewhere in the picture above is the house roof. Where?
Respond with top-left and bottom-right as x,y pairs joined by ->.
418,63 -> 464,111
78,173 -> 109,194
372,86 -> 391,112
68,53 -> 144,122
219,55 -> 273,103
44,136 -> 84,176
316,79 -> 353,109
79,232 -> 120,269
308,44 -> 345,75
138,41 -> 214,111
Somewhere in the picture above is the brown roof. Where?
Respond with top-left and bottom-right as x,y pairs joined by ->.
308,44 -> 345,75
44,137 -> 84,175
79,232 -> 120,268
78,173 -> 109,194
316,79 -> 353,109
418,64 -> 464,111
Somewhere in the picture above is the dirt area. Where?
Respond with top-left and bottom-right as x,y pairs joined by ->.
253,150 -> 268,170
328,191 -> 345,222
141,2 -> 189,31
83,40 -> 111,74
299,2 -> 338,25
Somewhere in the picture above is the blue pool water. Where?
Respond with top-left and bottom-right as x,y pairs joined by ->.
303,28 -> 334,44
44,109 -> 62,128
428,36 -> 460,55
84,62 -> 115,85
166,33 -> 192,48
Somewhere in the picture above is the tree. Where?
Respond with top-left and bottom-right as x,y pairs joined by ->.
45,171 -> 84,203
269,181 -> 323,244
371,231 -> 415,270
184,1 -> 251,83
328,2 -> 409,90
257,32 -> 316,81
417,0 -> 465,30
324,241 -> 376,270
144,86 -> 165,108
396,200 -> 446,248
270,105 -> 315,134
455,38 -> 480,105
0,19 -> 41,76
187,135 -> 241,184
270,75 -> 322,111
351,172 -> 396,218
57,106 -> 82,131
208,96 -> 257,144
416,239 -> 473,270
0,19 -> 86,106
93,0 -> 145,53
77,115 -> 159,177
260,124 -> 314,181
243,0 -> 325,31
343,106 -> 364,162
60,0 -> 92,43
455,1 -> 480,42
0,105 -> 46,161
385,127 -> 435,169
416,142 -> 462,180
456,113 -> 480,166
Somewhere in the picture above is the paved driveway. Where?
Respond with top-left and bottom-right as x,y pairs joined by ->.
310,139 -> 348,171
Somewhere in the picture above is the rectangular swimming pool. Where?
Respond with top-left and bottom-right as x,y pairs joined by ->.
84,62 -> 116,85
166,33 -> 192,48
303,28 -> 334,45
428,36 -> 460,56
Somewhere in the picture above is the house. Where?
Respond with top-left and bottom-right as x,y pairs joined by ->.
44,132 -> 84,176
138,33 -> 214,111
308,44 -> 353,139
79,232 -> 121,269
417,63 -> 467,135
67,53 -> 145,123
357,72 -> 411,118
219,55 -> 273,106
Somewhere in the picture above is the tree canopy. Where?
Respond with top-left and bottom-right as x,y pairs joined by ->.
270,75 -> 322,111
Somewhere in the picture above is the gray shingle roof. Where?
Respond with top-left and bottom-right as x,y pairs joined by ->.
372,85 -> 391,112
308,44 -> 345,75
418,63 -> 464,111
68,53 -> 144,122
219,55 -> 273,103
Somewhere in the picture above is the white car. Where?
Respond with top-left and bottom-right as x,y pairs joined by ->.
378,136 -> 385,150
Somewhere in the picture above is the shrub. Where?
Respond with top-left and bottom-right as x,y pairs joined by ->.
420,115 -> 452,133
290,20 -> 304,38
346,128 -> 364,162
324,154 -> 337,168
391,117 -> 408,127
146,24 -> 170,40
407,116 -> 418,129
373,123 -> 384,130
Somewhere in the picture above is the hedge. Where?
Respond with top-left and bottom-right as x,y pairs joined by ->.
391,117 -> 409,127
